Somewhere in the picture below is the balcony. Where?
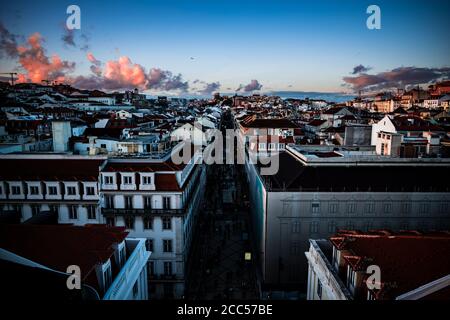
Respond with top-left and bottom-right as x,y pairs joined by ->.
102,208 -> 185,216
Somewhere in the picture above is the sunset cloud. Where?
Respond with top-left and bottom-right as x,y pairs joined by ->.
16,32 -> 75,83
343,66 -> 450,91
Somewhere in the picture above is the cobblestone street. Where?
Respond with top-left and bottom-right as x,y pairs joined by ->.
186,112 -> 259,300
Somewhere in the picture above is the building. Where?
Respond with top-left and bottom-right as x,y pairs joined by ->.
98,151 -> 206,298
371,115 -> 445,157
0,148 -> 207,299
0,223 -> 150,300
305,230 -> 450,300
52,120 -> 72,152
244,144 -> 450,297
0,155 -> 106,224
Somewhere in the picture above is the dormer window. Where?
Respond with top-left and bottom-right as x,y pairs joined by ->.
48,186 -> 58,195
123,176 -> 132,185
67,186 -> 76,195
11,186 -> 21,195
86,186 -> 95,196
104,176 -> 114,185
142,176 -> 152,185
30,186 -> 39,195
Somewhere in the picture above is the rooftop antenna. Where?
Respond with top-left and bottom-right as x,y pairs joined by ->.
1,72 -> 18,102
0,72 -> 18,86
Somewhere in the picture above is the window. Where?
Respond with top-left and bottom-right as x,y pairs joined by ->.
144,196 -> 152,209
142,176 -> 152,185
258,143 -> 266,150
347,203 -> 356,214
31,205 -> 40,216
123,176 -> 133,185
132,281 -> 139,297
125,196 -> 133,209
346,221 -> 355,230
309,221 -> 319,234
101,144 -> 107,149
278,143 -> 285,150
49,205 -> 58,213
347,266 -> 355,289
317,280 -> 323,299
11,186 -> 21,195
103,265 -> 112,292
105,195 -> 114,209
118,246 -> 126,267
86,186 -> 95,196
163,239 -> 173,253
164,262 -> 173,275
162,217 -> 172,230
67,186 -> 76,195
419,202 -> 429,214
69,205 -> 78,220
144,217 -> 153,230
125,216 -> 135,229
328,221 -> 337,233
268,143 -> 276,151
87,205 -> 96,219
106,217 -> 115,226
401,202 -> 410,213
383,203 -> 392,213
364,202 -> 375,214
146,239 -> 154,252
104,176 -> 114,185
290,241 -> 301,255
329,203 -> 339,214
30,186 -> 39,195
48,186 -> 57,195
147,261 -> 155,276
162,197 -> 171,210
311,203 -> 320,214
365,221 -> 373,231
291,221 -> 301,233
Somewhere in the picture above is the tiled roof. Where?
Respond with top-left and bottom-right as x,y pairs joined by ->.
0,224 -> 128,291
0,158 -> 104,181
240,118 -> 298,128
330,230 -> 450,300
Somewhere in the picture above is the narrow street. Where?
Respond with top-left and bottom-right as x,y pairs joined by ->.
186,112 -> 259,300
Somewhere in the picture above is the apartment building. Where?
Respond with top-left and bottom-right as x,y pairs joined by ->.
0,155 -> 106,225
305,230 -> 450,300
99,153 -> 206,298
244,144 -> 450,297
0,148 -> 206,299
0,224 -> 150,300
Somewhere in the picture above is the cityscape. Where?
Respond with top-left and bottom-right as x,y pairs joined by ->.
0,0 -> 449,310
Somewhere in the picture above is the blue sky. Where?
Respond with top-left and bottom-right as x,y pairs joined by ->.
0,0 -> 449,94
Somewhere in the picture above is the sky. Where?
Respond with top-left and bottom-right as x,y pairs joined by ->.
0,0 -> 449,96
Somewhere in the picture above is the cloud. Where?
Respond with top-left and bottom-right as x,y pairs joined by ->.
352,64 -> 371,74
147,68 -> 189,92
198,81 -> 221,95
86,52 -> 102,76
238,79 -> 263,92
343,66 -> 450,91
0,22 -> 19,58
61,28 -> 76,47
16,32 -> 75,83
72,56 -> 190,92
